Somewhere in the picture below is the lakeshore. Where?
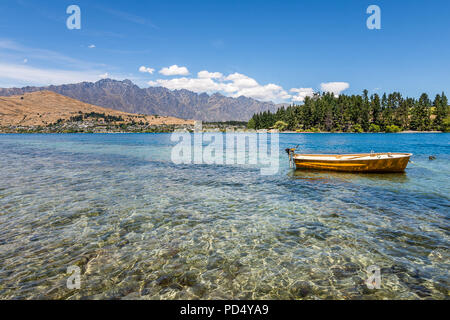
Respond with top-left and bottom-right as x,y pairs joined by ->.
1,125 -> 445,134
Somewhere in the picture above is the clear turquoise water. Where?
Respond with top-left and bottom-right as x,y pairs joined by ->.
0,133 -> 448,300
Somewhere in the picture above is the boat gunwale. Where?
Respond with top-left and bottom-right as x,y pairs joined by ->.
293,153 -> 412,162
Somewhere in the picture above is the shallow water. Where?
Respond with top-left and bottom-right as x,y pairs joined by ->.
0,133 -> 448,300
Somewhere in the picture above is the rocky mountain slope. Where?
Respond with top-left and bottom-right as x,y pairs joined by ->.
0,91 -> 193,127
0,79 -> 280,121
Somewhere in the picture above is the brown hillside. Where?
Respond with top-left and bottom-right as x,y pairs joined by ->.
0,91 -> 194,127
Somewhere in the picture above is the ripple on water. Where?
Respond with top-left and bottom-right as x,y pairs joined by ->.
0,133 -> 449,299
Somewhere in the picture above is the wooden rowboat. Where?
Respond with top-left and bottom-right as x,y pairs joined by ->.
287,150 -> 412,173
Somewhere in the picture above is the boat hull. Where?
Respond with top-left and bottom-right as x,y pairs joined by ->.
293,153 -> 412,173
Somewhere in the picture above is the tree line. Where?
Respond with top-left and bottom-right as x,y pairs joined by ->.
248,90 -> 449,132
69,112 -> 125,123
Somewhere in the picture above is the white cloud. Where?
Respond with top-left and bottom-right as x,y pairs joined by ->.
225,73 -> 259,89
148,70 -> 292,102
290,87 -> 315,102
0,39 -> 105,70
222,73 -> 291,101
88,44 -> 96,49
149,77 -> 224,93
231,83 -> 291,101
320,82 -> 349,97
139,66 -> 155,74
159,65 -> 189,76
0,39 -> 136,87
197,70 -> 223,79
0,63 -> 114,87
0,39 -> 352,103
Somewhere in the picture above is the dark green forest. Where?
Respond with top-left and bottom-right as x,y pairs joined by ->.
248,90 -> 449,133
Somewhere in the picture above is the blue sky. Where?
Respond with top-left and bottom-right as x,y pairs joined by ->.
0,0 -> 449,102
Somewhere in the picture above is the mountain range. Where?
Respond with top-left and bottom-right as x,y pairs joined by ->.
0,91 -> 193,127
0,79 -> 282,121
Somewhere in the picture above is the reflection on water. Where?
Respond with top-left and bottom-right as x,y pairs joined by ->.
0,133 -> 449,300
290,170 -> 409,184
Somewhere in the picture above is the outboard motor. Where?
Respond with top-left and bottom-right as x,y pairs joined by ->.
286,145 -> 298,168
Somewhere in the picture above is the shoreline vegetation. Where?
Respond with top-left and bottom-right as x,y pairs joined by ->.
0,112 -> 193,133
1,90 -> 448,134
248,90 -> 450,133
1,124 -> 446,134
0,119 -> 249,134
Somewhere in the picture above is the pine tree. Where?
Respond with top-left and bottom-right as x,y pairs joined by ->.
411,93 -> 431,131
247,90 -> 443,132
434,92 -> 449,131
371,94 -> 382,126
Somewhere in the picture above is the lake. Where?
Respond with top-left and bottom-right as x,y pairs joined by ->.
0,133 -> 448,299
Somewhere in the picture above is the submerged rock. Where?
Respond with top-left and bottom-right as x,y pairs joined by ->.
191,283 -> 207,297
155,275 -> 172,287
178,271 -> 198,287
139,284 -> 152,296
207,255 -> 226,270
410,284 -> 433,298
290,281 -> 313,298
331,263 -> 360,280
169,283 -> 183,291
